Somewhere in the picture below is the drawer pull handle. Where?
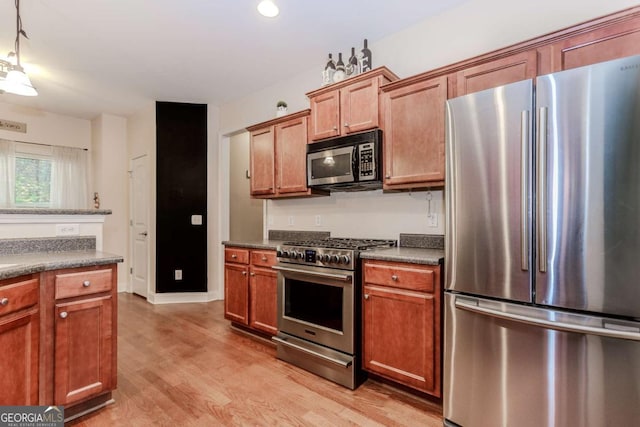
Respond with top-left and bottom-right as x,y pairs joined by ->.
0,297 -> 8,306
59,311 -> 68,319
83,280 -> 91,287
231,254 -> 237,259
391,275 -> 398,281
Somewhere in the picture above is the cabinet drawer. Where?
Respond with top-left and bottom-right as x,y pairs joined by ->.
364,261 -> 436,292
250,250 -> 276,268
225,248 -> 250,264
55,269 -> 113,299
0,278 -> 38,317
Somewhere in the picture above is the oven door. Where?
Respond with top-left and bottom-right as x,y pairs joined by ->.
307,145 -> 355,187
274,263 -> 354,354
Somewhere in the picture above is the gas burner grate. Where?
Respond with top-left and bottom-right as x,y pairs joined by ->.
282,238 -> 397,251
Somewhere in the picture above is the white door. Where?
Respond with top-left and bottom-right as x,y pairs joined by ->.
130,155 -> 149,297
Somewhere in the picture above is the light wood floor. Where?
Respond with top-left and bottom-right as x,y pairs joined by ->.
69,293 -> 443,426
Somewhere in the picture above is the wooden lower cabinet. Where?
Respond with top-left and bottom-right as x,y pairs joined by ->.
362,260 -> 441,397
224,247 -> 277,335
54,295 -> 113,406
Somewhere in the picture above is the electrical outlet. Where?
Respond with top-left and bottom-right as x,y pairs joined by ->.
427,213 -> 438,227
315,215 -> 322,226
288,216 -> 295,226
175,269 -> 182,280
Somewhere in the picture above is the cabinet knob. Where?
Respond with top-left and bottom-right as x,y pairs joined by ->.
231,254 -> 237,259
385,175 -> 391,179
391,275 -> 398,281
242,271 -> 247,276
83,280 -> 91,287
344,122 -> 349,127
261,257 -> 267,261
0,297 -> 8,306
332,126 -> 338,130
364,294 -> 369,300
59,311 -> 68,319
250,272 -> 255,277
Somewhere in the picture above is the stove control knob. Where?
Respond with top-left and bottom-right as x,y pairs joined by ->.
331,255 -> 340,263
341,255 -> 351,264
320,254 -> 330,263
294,251 -> 304,260
276,250 -> 283,258
282,250 -> 290,258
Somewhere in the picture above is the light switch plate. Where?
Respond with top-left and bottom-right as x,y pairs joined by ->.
191,215 -> 203,225
427,213 -> 438,227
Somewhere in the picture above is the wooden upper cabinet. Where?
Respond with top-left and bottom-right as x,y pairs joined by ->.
249,126 -> 275,196
248,110 -> 325,199
307,67 -> 398,142
382,75 -> 447,190
454,50 -> 537,97
275,115 -> 308,194
540,13 -> 640,74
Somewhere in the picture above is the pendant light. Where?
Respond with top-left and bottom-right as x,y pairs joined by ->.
0,0 -> 38,97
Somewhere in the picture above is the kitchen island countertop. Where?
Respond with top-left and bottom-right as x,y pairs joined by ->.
0,250 -> 124,281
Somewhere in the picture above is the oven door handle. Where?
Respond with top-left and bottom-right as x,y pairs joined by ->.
272,265 -> 352,282
272,336 -> 353,368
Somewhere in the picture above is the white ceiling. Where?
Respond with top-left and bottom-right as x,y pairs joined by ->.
0,0 -> 463,120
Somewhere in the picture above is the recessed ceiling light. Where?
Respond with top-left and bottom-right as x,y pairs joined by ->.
257,0 -> 279,18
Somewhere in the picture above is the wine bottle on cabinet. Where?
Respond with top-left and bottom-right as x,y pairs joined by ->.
333,52 -> 346,82
323,53 -> 336,85
347,47 -> 359,77
361,39 -> 372,72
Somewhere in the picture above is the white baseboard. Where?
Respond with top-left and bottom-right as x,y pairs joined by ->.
146,291 -> 216,304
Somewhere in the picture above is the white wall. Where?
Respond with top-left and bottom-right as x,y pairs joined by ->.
219,0 -> 638,241
92,114 -> 129,291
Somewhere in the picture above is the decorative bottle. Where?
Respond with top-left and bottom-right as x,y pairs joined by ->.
347,47 -> 359,77
361,39 -> 372,72
323,53 -> 336,85
333,53 -> 346,82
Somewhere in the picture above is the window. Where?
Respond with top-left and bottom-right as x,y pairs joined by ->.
0,139 -> 88,209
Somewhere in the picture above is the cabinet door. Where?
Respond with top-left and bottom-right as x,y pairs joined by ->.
249,265 -> 278,335
250,127 -> 275,196
55,296 -> 113,406
275,116 -> 309,194
541,14 -> 640,74
363,284 -> 440,396
224,263 -> 249,324
383,76 -> 447,189
309,91 -> 340,141
454,50 -> 537,96
341,78 -> 380,134
0,309 -> 39,405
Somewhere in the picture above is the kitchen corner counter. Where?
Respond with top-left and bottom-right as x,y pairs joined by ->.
360,246 -> 444,266
0,250 -> 124,281
222,240 -> 283,251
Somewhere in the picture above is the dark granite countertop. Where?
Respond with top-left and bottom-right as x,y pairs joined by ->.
0,209 -> 112,215
0,250 -> 124,281
222,240 -> 283,251
359,246 -> 444,266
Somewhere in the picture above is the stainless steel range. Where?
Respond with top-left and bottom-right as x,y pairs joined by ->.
272,237 -> 396,389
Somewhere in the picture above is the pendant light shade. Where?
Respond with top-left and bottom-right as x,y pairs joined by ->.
3,65 -> 37,96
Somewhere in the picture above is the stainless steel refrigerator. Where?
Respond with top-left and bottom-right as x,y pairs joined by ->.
444,55 -> 640,427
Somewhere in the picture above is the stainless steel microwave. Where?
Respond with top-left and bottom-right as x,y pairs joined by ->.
307,129 -> 382,191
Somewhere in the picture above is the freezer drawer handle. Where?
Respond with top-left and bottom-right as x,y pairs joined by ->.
455,297 -> 640,342
272,336 -> 353,368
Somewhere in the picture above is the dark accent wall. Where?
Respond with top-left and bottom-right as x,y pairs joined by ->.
156,102 -> 207,293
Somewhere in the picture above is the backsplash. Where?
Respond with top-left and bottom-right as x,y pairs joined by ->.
0,236 -> 96,255
268,230 -> 331,241
399,233 -> 444,249
267,189 -> 444,239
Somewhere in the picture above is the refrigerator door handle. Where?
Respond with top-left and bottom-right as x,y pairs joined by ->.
454,296 -> 640,341
520,110 -> 530,271
536,107 -> 548,272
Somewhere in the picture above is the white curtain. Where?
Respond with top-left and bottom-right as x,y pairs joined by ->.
0,139 -> 16,208
50,146 -> 88,209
